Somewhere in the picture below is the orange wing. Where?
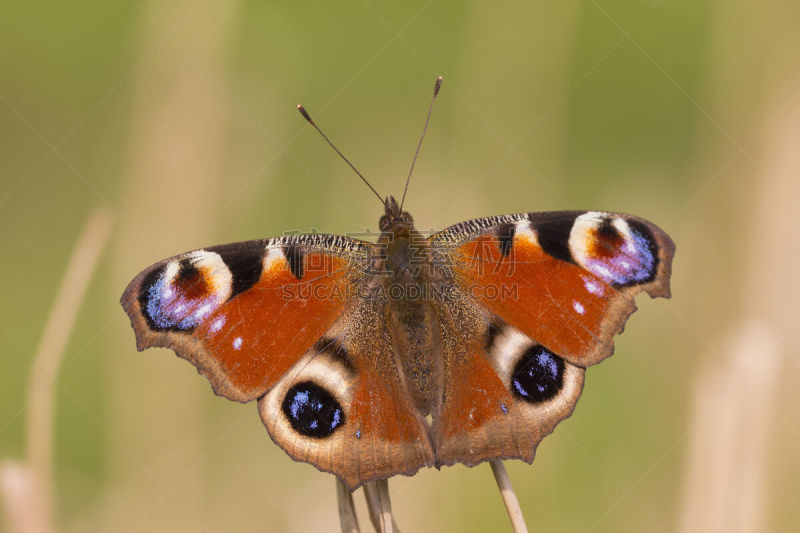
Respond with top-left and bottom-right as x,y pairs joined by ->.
433,314 -> 586,468
258,295 -> 435,489
430,211 -> 675,367
428,210 -> 673,467
121,235 -> 435,488
120,235 -> 371,402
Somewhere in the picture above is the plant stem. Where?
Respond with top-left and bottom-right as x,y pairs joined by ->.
491,460 -> 529,533
25,208 -> 113,533
337,478 -> 360,533
375,479 -> 395,533
363,480 -> 399,532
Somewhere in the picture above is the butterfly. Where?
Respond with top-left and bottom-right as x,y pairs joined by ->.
120,78 -> 675,490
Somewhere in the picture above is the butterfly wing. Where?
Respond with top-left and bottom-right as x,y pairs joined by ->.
430,210 -> 674,367
120,235 -> 372,402
121,234 -> 435,488
428,210 -> 673,467
433,308 -> 586,468
257,294 -> 435,489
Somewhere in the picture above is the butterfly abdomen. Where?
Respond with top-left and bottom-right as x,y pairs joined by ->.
377,224 -> 444,416
387,299 -> 443,416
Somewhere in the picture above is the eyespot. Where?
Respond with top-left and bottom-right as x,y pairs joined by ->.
569,213 -> 658,287
510,345 -> 565,403
281,381 -> 345,438
138,251 -> 232,332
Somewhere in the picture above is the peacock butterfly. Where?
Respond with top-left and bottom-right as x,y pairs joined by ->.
120,78 -> 675,490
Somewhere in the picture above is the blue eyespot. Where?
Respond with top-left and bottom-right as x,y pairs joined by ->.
584,220 -> 657,287
281,381 -> 345,439
511,346 -> 565,403
139,259 -> 222,332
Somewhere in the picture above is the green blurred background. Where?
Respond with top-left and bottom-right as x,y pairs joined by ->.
2,1 -> 799,531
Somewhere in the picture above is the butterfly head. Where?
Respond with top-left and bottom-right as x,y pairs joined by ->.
379,195 -> 414,235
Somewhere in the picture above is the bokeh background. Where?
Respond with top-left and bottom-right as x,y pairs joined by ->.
2,1 -> 799,532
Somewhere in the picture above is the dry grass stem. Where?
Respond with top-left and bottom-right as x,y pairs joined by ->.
490,460 -> 529,533
0,461 -> 47,533
337,478 -> 360,533
0,208 -> 113,533
363,479 -> 399,533
677,323 -> 781,533
362,481 -> 382,531
108,1 -> 240,527
375,479 -> 395,533
26,208 -> 113,533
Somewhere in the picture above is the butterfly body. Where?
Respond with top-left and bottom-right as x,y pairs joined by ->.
122,202 -> 674,489
376,196 -> 444,416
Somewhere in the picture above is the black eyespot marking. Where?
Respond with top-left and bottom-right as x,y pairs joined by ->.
485,321 -> 503,350
284,245 -> 305,280
530,212 -> 579,264
208,243 -> 264,298
177,258 -> 198,281
511,345 -> 565,403
495,222 -> 516,258
314,337 -> 356,373
596,217 -> 620,241
282,381 -> 345,439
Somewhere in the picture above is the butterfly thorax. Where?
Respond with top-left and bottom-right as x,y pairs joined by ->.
374,197 -> 443,416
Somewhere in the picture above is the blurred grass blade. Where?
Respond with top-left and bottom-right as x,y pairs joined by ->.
0,208 -> 113,533
1,461 -> 45,533
677,323 -> 781,533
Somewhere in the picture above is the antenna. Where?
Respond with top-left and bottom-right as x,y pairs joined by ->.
399,76 -> 442,212
297,105 -> 384,205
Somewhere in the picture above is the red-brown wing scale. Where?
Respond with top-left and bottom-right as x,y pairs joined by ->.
120,235 -> 371,402
428,210 -> 673,467
257,294 -> 435,489
122,235 -> 435,489
430,210 -> 675,367
431,286 -> 586,468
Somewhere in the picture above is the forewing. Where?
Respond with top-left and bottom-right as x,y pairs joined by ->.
429,210 -> 675,367
120,235 -> 372,402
